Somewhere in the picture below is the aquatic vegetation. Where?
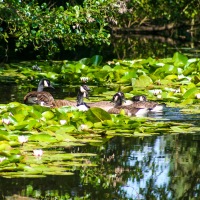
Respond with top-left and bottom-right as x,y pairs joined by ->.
0,100 -> 196,178
0,52 -> 200,178
1,52 -> 200,106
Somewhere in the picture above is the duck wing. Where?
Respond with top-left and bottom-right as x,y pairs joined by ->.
24,91 -> 54,107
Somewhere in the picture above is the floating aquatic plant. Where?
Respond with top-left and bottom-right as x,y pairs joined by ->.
0,52 -> 200,178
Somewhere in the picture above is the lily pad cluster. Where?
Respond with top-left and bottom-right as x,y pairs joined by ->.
1,52 -> 200,107
0,99 -> 197,178
0,52 -> 200,177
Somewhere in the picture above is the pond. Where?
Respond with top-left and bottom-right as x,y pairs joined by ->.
1,131 -> 200,199
0,84 -> 200,199
1,35 -> 200,199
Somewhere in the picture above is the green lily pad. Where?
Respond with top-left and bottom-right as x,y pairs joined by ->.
42,111 -> 55,120
86,107 -> 111,123
173,52 -> 188,67
29,134 -> 57,143
134,75 -> 153,87
183,87 -> 198,99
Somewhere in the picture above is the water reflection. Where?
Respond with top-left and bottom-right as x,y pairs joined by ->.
121,136 -> 171,199
1,133 -> 200,199
149,107 -> 200,121
111,34 -> 200,60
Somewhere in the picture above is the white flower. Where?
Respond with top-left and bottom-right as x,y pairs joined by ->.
153,89 -> 162,95
80,77 -> 89,83
2,118 -> 10,125
0,157 -> 6,162
196,93 -> 200,99
79,124 -> 89,131
157,94 -> 162,99
174,88 -> 181,93
18,135 -> 28,144
60,120 -> 67,125
149,89 -> 162,96
33,149 -> 43,157
178,74 -> 185,79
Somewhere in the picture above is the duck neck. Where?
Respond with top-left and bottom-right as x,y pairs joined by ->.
77,91 -> 84,105
115,97 -> 123,107
37,80 -> 44,92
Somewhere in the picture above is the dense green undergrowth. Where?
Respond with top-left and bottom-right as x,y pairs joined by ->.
0,52 -> 200,177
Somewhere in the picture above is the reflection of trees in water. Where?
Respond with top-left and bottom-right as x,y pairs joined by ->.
1,30 -> 200,62
0,85 -> 19,104
1,132 -> 200,199
76,133 -> 200,199
170,134 -> 200,199
111,32 -> 200,60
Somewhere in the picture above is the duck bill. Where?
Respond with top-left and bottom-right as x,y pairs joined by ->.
49,84 -> 55,89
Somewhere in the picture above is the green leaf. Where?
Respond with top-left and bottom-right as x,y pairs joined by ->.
173,52 -> 188,67
55,126 -> 76,134
14,121 -> 29,130
119,71 -> 137,84
134,75 -> 153,87
42,111 -> 54,120
170,126 -> 187,133
163,64 -> 177,74
0,142 -> 11,151
0,134 -> 9,141
90,55 -> 103,66
180,99 -> 194,106
101,65 -> 113,71
86,107 -> 111,123
183,87 -> 198,99
55,133 -> 77,141
29,134 -> 57,143
165,75 -> 178,80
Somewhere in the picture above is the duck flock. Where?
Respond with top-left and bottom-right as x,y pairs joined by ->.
24,78 -> 166,117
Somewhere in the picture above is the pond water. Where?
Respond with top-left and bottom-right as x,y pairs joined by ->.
1,34 -> 200,199
1,132 -> 200,199
0,83 -> 200,199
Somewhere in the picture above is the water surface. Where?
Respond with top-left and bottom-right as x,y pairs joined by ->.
1,132 -> 200,199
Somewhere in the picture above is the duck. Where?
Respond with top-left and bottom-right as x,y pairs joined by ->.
24,79 -> 90,110
86,97 -> 115,112
107,92 -> 149,116
24,78 -> 55,107
85,91 -> 148,116
52,85 -> 91,111
121,93 -> 165,112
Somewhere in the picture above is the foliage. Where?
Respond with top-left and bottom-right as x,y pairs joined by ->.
0,0 -> 111,58
1,0 -> 200,58
0,99 -> 195,178
109,0 -> 200,29
0,53 -> 200,199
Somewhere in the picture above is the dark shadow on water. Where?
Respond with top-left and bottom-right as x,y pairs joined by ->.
2,30 -> 200,62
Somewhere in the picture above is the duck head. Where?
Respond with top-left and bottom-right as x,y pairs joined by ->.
77,84 -> 91,105
111,92 -> 126,106
132,95 -> 147,102
37,78 -> 54,92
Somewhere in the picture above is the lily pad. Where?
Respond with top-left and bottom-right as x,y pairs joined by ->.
86,107 -> 111,123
